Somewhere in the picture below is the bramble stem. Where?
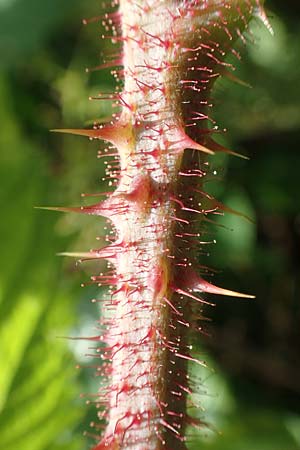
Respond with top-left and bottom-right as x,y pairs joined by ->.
82,1 -> 267,449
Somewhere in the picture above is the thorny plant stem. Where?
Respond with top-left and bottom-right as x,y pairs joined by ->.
57,1 -> 269,449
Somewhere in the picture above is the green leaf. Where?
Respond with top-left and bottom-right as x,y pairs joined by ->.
0,75 -> 83,450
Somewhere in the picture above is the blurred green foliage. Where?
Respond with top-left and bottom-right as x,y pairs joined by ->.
0,1 -> 299,449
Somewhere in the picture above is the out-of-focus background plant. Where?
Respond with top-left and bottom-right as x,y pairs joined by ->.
0,1 -> 299,449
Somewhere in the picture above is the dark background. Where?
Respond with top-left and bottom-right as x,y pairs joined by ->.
0,1 -> 299,449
